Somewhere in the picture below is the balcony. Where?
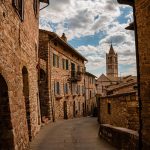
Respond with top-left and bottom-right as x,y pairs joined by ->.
55,94 -> 63,100
70,71 -> 82,82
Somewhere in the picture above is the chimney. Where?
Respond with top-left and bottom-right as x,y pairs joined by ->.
61,33 -> 67,42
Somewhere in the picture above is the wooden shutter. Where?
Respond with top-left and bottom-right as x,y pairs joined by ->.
66,59 -> 69,70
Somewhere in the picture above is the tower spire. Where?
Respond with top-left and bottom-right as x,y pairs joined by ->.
109,43 -> 115,54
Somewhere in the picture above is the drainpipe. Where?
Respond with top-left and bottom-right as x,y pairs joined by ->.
48,35 -> 57,122
132,3 -> 142,149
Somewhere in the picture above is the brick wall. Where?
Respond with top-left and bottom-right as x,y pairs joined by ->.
99,92 -> 139,131
135,0 -> 150,148
0,0 -> 40,149
99,124 -> 139,150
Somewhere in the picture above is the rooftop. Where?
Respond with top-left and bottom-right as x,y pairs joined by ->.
40,29 -> 87,61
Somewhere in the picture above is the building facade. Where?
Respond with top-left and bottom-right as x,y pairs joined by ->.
84,72 -> 97,116
0,0 -> 49,149
39,29 -> 87,121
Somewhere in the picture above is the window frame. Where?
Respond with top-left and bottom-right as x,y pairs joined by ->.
12,0 -> 24,21
107,103 -> 111,114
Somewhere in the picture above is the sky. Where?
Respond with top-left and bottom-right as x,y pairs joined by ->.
39,0 -> 136,78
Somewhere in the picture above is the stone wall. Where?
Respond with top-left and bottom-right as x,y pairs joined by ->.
99,92 -> 139,131
99,124 -> 139,150
135,0 -> 150,148
0,0 -> 40,149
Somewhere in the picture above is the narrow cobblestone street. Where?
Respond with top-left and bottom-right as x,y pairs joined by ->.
30,117 -> 116,150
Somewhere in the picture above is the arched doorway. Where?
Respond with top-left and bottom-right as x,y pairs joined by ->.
63,101 -> 68,119
73,101 -> 76,117
0,73 -> 14,149
82,103 -> 85,116
38,69 -> 50,121
22,67 -> 31,141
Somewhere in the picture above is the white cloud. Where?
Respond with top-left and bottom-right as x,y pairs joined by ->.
39,0 -> 136,76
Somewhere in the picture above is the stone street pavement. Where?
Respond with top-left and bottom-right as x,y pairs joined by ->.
30,117 -> 116,150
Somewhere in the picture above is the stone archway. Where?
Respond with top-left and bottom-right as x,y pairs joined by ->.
38,69 -> 50,122
22,67 -> 32,141
63,101 -> 68,119
0,73 -> 14,149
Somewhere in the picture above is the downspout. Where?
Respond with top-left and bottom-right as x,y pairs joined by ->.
133,2 -> 142,149
48,35 -> 58,122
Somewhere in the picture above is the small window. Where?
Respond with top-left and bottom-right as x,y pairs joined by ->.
64,83 -> 68,94
90,91 -> 92,98
53,54 -> 56,67
62,58 -> 65,69
53,54 -> 59,68
12,0 -> 24,21
77,66 -> 80,72
57,56 -> 59,68
54,81 -> 60,95
66,59 -> 69,70
108,103 -> 111,114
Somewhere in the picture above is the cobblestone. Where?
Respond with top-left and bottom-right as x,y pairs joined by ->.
30,117 -> 116,150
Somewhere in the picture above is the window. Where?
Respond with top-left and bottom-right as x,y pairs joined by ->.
33,0 -> 38,16
77,85 -> 80,95
62,58 -> 65,69
53,54 -> 59,68
13,0 -> 24,21
72,84 -> 77,95
82,86 -> 84,95
77,66 -> 80,72
90,91 -> 92,98
54,82 -> 60,95
62,59 -> 69,70
107,103 -> 111,114
66,59 -> 69,70
64,83 -> 68,94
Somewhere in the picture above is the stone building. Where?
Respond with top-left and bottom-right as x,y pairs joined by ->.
98,75 -> 139,149
96,74 -> 119,96
99,75 -> 139,130
84,72 -> 97,116
0,0 -> 49,149
106,75 -> 137,95
117,0 -> 150,149
106,44 -> 118,78
39,29 -> 87,121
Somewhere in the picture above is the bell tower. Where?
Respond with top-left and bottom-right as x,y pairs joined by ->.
106,44 -> 118,77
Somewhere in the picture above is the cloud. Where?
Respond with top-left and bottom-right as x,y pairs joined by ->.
39,0 -> 136,76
